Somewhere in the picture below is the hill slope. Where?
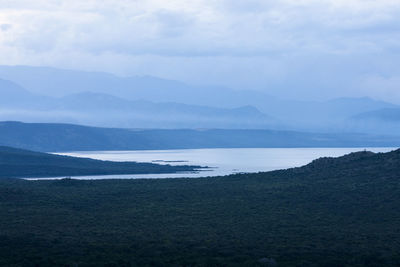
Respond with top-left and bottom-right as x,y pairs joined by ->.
344,108 -> 400,134
1,149 -> 400,265
57,92 -> 277,129
353,108 -> 400,122
0,121 -> 399,152
0,146 -> 199,178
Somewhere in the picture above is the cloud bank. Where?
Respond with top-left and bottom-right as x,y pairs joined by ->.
0,0 -> 400,101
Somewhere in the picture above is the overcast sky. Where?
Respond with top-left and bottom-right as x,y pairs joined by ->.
0,0 -> 399,102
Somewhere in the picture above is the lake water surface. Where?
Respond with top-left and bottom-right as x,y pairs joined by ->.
28,147 -> 397,180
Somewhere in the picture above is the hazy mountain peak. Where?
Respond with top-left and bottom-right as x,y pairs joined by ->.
352,108 -> 400,122
0,65 -> 399,134
0,78 -> 27,93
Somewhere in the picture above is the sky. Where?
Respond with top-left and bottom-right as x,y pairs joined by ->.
0,0 -> 399,102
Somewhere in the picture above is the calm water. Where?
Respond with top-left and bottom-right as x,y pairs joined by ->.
26,147 -> 397,180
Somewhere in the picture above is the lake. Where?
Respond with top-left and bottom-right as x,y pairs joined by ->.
26,147 -> 396,180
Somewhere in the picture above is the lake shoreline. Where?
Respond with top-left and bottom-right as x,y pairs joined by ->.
24,147 -> 397,180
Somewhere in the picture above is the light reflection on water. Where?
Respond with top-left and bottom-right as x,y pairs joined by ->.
27,147 -> 396,180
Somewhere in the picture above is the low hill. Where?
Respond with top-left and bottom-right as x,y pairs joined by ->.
1,149 -> 400,265
56,92 -> 277,129
0,121 -> 399,152
352,108 -> 400,122
343,108 -> 400,134
0,146 -> 199,178
0,78 -> 52,108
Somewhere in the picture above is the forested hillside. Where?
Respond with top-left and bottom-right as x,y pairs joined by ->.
0,146 -> 199,178
1,149 -> 400,265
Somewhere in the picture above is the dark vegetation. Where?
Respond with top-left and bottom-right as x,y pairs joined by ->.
1,149 -> 400,266
0,146 -> 200,178
1,121 -> 399,152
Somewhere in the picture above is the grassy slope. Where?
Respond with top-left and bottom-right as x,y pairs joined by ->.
1,150 -> 400,266
0,146 -> 199,178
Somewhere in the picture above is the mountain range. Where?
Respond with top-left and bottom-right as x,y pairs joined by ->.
0,78 -> 278,129
0,65 -> 399,133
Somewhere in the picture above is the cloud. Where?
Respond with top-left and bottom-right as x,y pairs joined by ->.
2,0 -> 398,56
0,0 -> 399,101
0,24 -> 12,31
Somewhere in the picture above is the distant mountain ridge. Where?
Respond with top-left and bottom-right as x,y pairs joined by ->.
340,108 -> 400,135
0,78 -> 51,108
0,79 -> 278,129
352,108 -> 400,122
0,121 -> 398,152
0,65 -> 200,99
0,65 -> 399,133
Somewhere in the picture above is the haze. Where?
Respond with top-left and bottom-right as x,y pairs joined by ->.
1,0 -> 400,102
2,2 -> 400,265
0,1 -> 399,135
